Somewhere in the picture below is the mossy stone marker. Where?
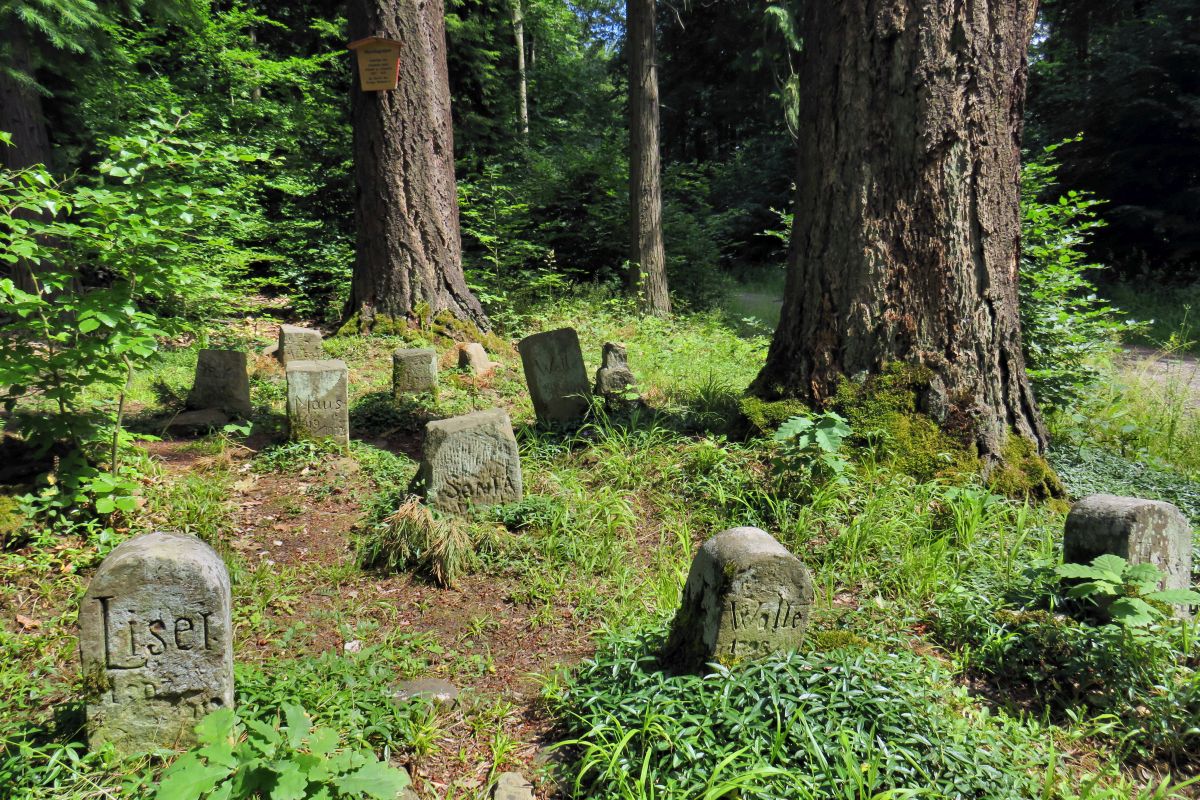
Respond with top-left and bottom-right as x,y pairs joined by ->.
185,349 -> 251,418
277,324 -> 324,365
286,359 -> 349,446
517,328 -> 590,425
415,408 -> 522,513
663,527 -> 814,672
393,347 -> 438,395
1065,494 -> 1194,600
80,531 -> 233,754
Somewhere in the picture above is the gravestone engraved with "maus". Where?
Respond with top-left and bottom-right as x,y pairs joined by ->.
185,349 -> 251,418
415,408 -> 522,513
80,531 -> 233,754
517,328 -> 590,425
1065,494 -> 1194,610
663,527 -> 814,673
286,359 -> 349,446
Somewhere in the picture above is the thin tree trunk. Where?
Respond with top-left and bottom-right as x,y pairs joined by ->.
347,0 -> 488,331
511,0 -> 529,139
753,0 -> 1045,465
627,0 -> 670,316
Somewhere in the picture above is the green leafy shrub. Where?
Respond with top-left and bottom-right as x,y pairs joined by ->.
1019,140 -> 1138,411
771,411 -> 851,491
153,705 -> 410,800
1056,554 -> 1200,627
549,629 -> 1049,799
1048,444 -> 1200,522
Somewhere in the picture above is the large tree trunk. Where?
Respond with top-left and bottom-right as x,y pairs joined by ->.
627,0 -> 670,316
753,0 -> 1045,464
347,0 -> 488,331
511,0 -> 529,139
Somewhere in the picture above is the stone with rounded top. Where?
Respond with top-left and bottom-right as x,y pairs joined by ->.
458,342 -> 494,376
493,772 -> 534,800
1064,494 -> 1194,604
663,526 -> 814,673
415,408 -> 522,513
593,342 -> 637,400
277,324 -> 324,365
393,347 -> 438,395
80,531 -> 233,754
517,328 -> 590,425
286,359 -> 349,446
186,349 -> 251,417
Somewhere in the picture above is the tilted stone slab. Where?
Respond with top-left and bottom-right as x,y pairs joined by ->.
1065,494 -> 1194,601
416,408 -> 522,513
393,348 -> 438,395
277,324 -> 324,365
185,349 -> 251,418
80,531 -> 233,754
663,527 -> 814,673
286,359 -> 349,446
517,328 -> 590,424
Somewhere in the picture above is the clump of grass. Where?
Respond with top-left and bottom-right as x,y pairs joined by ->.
358,498 -> 472,588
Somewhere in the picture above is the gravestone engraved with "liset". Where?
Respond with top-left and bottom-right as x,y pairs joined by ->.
1065,494 -> 1194,608
517,328 -> 590,425
277,325 -> 324,365
393,348 -> 438,396
286,359 -> 349,446
663,527 -> 814,673
415,408 -> 522,513
185,349 -> 251,418
80,531 -> 233,754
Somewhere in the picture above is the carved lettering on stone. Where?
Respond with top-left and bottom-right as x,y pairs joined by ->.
517,328 -> 590,425
415,408 -> 522,513
277,324 -> 324,365
186,349 -> 252,417
286,359 -> 349,446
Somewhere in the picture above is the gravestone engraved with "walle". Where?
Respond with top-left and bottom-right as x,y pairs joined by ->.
662,527 -> 814,673
286,359 -> 349,447
517,328 -> 591,425
80,531 -> 233,754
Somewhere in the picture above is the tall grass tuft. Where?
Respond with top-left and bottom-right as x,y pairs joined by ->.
357,498 -> 471,588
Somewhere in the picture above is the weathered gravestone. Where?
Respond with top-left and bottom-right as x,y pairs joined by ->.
185,349 -> 252,418
286,359 -> 349,446
663,527 -> 814,672
277,324 -> 324,365
458,343 -> 494,377
1064,494 -> 1194,602
393,348 -> 438,396
415,408 -> 522,513
517,328 -> 590,424
593,342 -> 637,401
80,531 -> 233,753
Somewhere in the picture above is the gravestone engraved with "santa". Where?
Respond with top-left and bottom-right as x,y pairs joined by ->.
80,531 -> 233,754
663,527 -> 814,673
415,408 -> 522,513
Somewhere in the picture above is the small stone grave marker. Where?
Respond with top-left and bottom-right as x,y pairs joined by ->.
663,526 -> 814,672
593,342 -> 637,401
277,324 -> 324,365
458,343 -> 494,377
80,531 -> 233,754
186,349 -> 251,418
286,359 -> 349,446
415,408 -> 522,513
517,328 -> 590,424
393,347 -> 438,396
1064,494 -> 1194,602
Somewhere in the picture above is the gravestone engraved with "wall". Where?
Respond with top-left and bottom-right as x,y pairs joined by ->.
663,527 -> 814,673
80,531 -> 233,754
186,349 -> 251,418
286,359 -> 349,446
416,408 -> 522,513
517,328 -> 590,425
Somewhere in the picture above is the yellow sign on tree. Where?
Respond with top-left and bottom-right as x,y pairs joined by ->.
349,37 -> 402,91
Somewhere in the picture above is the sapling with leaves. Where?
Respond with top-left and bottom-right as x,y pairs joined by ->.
771,411 -> 852,493
1055,554 -> 1200,627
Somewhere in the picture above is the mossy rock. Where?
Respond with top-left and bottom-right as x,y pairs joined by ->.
737,396 -> 810,436
988,433 -> 1066,500
807,629 -> 870,652
0,493 -> 23,549
336,309 -> 509,354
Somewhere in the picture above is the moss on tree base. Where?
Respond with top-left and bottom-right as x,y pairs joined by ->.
336,308 -> 509,354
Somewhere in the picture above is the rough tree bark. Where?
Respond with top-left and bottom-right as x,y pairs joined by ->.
753,0 -> 1045,464
627,0 -> 670,316
347,0 -> 488,331
511,0 -> 529,139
